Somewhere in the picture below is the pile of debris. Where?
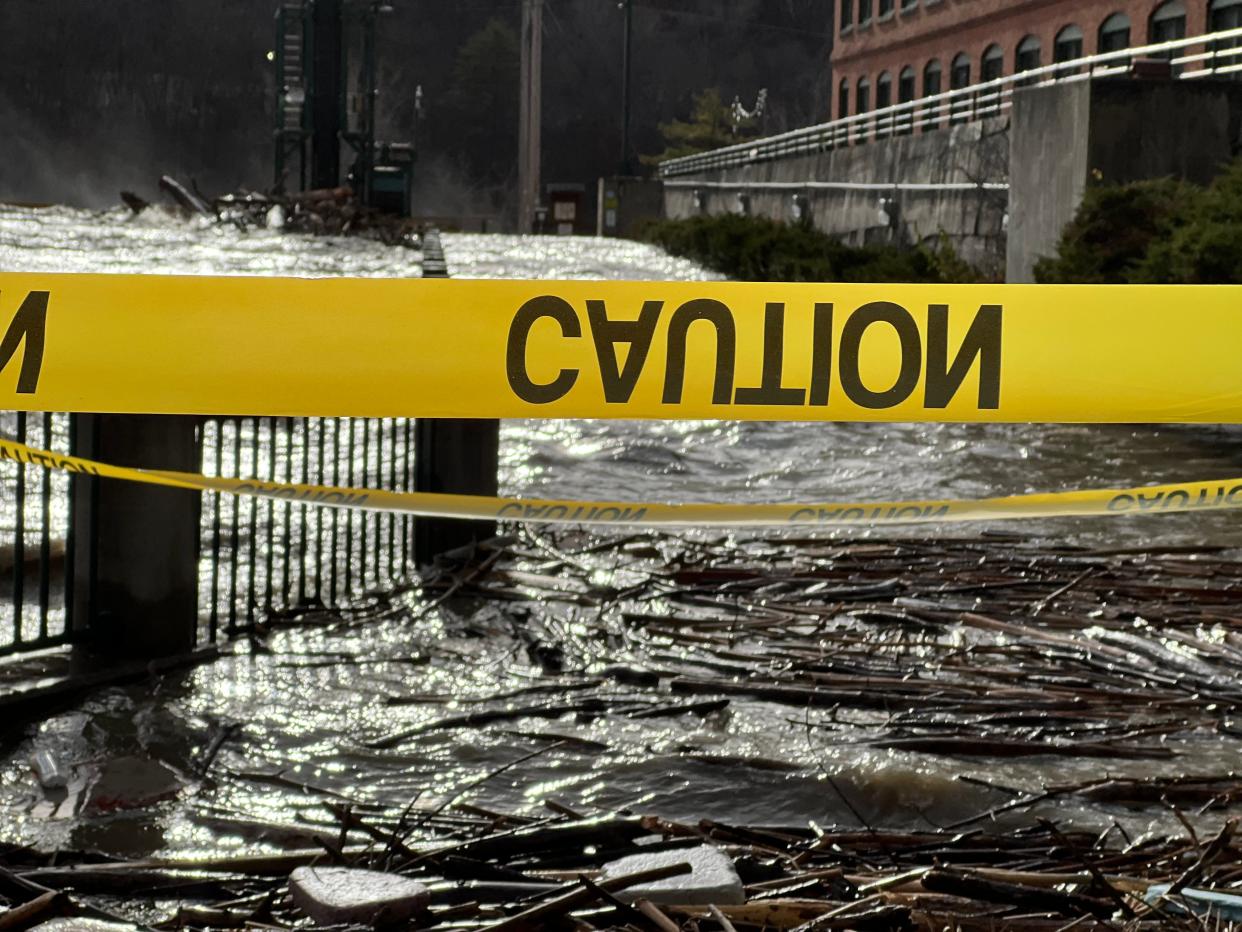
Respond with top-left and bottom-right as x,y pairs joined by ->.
5,806 -> 1242,929
9,529 -> 1242,928
403,529 -> 1242,767
120,176 -> 421,246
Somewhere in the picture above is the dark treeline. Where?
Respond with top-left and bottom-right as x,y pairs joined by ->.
0,0 -> 830,214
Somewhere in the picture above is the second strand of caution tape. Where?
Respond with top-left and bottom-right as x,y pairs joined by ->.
2,438 -> 1238,527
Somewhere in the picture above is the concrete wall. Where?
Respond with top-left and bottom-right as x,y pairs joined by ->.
1007,79 -> 1242,282
663,116 -> 1010,277
1005,82 -> 1090,284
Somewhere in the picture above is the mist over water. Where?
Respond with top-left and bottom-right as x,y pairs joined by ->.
1,206 -> 1240,860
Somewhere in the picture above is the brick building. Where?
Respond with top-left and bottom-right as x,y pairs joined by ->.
832,0 -> 1241,120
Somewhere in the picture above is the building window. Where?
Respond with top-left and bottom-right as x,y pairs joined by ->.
1098,12 -> 1131,64
857,77 -> 871,113
1054,25 -> 1084,76
981,43 -> 1004,81
856,77 -> 871,141
1015,35 -> 1042,87
1210,0 -> 1242,75
1150,2 -> 1187,44
1149,0 -> 1186,73
923,59 -> 942,130
950,52 -> 971,87
898,66 -> 916,134
838,79 -> 850,121
840,0 -> 853,31
950,52 -> 971,123
875,71 -> 892,136
879,0 -> 894,18
859,0 -> 873,25
901,0 -> 917,10
980,44 -> 1004,114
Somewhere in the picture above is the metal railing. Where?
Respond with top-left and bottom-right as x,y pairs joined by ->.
0,413 -> 74,657
662,179 -> 1009,192
659,27 -> 1242,177
200,416 -> 418,642
0,415 -> 420,657
0,236 -> 458,661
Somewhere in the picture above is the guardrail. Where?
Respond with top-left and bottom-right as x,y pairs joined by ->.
658,27 -> 1242,178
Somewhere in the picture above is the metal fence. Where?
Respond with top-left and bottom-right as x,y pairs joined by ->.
0,233 -> 452,660
0,412 -> 74,657
199,416 -> 418,642
0,414 -> 420,656
659,27 -> 1242,178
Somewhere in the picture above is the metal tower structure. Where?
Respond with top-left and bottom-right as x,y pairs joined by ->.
273,0 -> 413,213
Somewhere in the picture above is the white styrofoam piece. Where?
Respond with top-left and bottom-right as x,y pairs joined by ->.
29,920 -> 140,932
600,843 -> 745,905
289,866 -> 430,924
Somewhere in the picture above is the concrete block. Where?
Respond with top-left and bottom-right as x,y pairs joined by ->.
289,866 -> 430,925
600,844 -> 745,905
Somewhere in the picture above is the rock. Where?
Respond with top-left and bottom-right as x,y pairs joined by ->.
30,920 -> 141,932
600,844 -> 745,906
289,866 -> 430,925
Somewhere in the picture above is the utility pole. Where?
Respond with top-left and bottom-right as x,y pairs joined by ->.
620,0 -> 633,175
518,0 -> 543,233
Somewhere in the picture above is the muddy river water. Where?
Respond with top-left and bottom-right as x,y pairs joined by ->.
2,205 -> 1241,861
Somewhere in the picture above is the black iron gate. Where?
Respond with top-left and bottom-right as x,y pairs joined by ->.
0,412 -> 75,657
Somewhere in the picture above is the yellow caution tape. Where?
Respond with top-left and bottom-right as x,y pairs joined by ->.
4,273 -> 1242,422
3,438 -> 1240,526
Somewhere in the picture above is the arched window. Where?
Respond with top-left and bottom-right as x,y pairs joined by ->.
980,44 -> 1004,81
1210,0 -> 1242,28
1055,25 -> 1083,62
950,52 -> 971,123
875,71 -> 893,136
980,44 -> 1004,114
923,59 -> 942,130
897,66 -> 916,134
1209,0 -> 1242,75
855,77 -> 871,142
1150,0 -> 1187,72
838,79 -> 850,120
1150,1 -> 1187,43
1054,24 -> 1084,76
859,0 -> 873,25
1099,12 -> 1131,55
898,65 -> 916,101
840,0 -> 853,31
1015,35 -> 1042,87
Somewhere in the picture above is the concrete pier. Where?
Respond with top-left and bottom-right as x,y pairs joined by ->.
1006,79 -> 1242,283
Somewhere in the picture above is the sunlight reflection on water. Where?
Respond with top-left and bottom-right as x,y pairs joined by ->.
1,206 -> 1240,859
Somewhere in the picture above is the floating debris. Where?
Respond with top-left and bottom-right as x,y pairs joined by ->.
132,176 -> 422,245
288,866 -> 429,925
8,530 -> 1242,929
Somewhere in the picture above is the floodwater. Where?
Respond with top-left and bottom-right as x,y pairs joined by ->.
2,204 -> 1242,863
